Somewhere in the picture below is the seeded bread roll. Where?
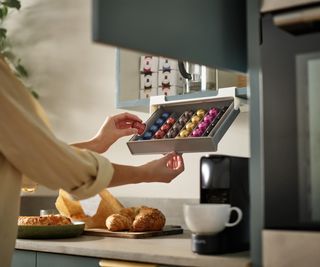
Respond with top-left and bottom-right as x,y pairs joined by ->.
131,206 -> 166,232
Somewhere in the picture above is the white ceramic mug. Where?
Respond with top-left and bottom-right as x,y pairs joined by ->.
183,203 -> 243,235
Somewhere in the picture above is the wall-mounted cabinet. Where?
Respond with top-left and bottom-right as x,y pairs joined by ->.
93,0 -> 247,73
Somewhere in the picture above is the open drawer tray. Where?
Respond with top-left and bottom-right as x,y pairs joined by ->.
127,92 -> 240,155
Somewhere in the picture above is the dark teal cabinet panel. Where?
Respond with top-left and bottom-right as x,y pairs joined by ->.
12,250 -> 36,267
37,252 -> 99,267
92,0 -> 247,73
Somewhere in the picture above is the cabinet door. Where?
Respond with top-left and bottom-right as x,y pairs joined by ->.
92,0 -> 247,73
12,250 -> 36,267
37,252 -> 99,267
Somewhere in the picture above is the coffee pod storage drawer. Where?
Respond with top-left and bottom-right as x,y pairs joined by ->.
127,87 -> 243,155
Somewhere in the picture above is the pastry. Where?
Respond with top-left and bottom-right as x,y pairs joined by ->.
131,206 -> 166,232
18,214 -> 72,226
105,206 -> 166,232
105,214 -> 132,231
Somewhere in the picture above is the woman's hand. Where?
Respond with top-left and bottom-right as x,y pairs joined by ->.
108,152 -> 185,187
142,152 -> 185,183
93,112 -> 143,152
72,112 -> 143,153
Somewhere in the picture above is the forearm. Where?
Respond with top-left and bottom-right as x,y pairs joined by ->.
108,153 -> 184,187
108,163 -> 149,187
72,137 -> 111,154
72,139 -> 100,152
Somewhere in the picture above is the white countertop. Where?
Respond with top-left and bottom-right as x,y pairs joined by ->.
15,232 -> 250,267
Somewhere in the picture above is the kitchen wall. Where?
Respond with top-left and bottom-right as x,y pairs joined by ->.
6,0 -> 249,199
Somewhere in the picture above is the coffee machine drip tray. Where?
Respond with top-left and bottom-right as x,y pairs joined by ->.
127,87 -> 242,155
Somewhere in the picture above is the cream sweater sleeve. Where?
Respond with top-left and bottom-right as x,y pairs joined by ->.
0,57 -> 114,200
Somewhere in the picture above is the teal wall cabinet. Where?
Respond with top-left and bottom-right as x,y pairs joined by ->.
92,0 -> 247,73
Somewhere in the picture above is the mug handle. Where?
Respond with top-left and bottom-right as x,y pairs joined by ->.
225,207 -> 243,227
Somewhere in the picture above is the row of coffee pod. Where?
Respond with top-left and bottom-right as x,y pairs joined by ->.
135,105 -> 229,141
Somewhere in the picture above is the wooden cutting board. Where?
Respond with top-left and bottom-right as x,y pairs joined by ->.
84,225 -> 183,239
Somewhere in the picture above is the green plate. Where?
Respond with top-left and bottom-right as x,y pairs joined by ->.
17,222 -> 85,239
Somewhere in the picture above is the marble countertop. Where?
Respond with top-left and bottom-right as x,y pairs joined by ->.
16,231 -> 250,267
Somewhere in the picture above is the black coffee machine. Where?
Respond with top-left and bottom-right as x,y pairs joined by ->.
192,155 -> 250,254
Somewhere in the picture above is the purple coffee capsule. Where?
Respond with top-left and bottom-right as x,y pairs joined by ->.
209,107 -> 219,117
191,128 -> 203,137
204,115 -> 214,124
198,121 -> 209,131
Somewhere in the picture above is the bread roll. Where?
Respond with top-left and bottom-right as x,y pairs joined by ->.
132,207 -> 165,232
105,214 -> 132,231
105,206 -> 166,232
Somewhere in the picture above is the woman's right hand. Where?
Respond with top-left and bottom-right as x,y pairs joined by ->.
108,152 -> 184,187
142,152 -> 185,183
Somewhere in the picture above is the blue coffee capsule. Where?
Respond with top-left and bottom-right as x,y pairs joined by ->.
149,124 -> 159,133
161,112 -> 170,119
155,118 -> 165,126
142,131 -> 153,140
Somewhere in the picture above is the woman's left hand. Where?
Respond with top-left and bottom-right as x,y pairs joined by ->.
93,112 -> 143,153
72,112 -> 143,153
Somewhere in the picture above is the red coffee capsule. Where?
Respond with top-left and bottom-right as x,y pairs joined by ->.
166,117 -> 176,126
132,121 -> 146,135
154,129 -> 166,139
160,123 -> 171,132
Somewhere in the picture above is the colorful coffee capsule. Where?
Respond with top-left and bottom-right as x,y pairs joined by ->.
173,123 -> 183,131
166,117 -> 176,126
183,110 -> 194,118
191,128 -> 203,137
202,115 -> 221,136
160,123 -> 171,132
191,115 -> 201,124
198,121 -> 209,131
142,131 -> 153,140
204,114 -> 214,124
185,122 -> 196,131
196,109 -> 206,118
178,129 -> 190,138
149,124 -> 159,133
161,112 -> 171,119
166,128 -> 179,138
178,116 -> 189,125
155,117 -> 165,126
154,130 -> 166,139
209,107 -> 219,117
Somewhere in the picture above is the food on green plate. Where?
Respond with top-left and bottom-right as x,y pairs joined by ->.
18,214 -> 72,226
